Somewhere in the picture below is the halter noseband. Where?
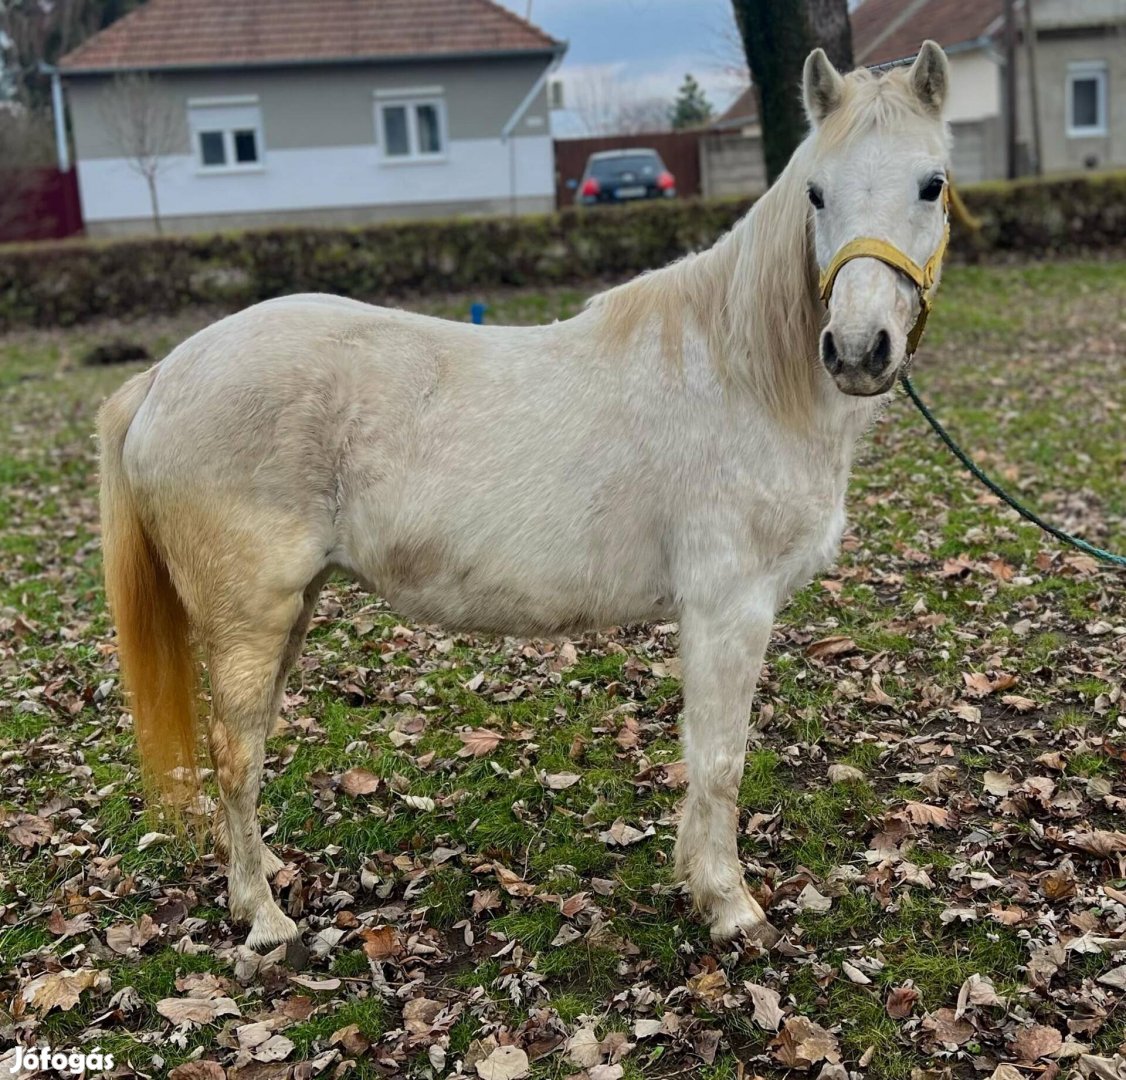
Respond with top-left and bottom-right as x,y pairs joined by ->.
817,184 -> 951,356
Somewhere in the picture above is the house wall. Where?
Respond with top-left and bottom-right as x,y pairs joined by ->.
66,56 -> 557,234
945,51 -> 1003,124
1015,24 -> 1126,173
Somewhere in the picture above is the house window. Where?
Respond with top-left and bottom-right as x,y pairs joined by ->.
1066,62 -> 1107,138
375,93 -> 446,161
188,97 -> 265,171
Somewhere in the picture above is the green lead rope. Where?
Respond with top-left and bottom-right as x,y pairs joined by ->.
900,373 -> 1126,569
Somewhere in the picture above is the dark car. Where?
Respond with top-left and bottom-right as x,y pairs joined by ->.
577,149 -> 677,206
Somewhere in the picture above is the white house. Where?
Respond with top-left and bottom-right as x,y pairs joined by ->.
701,0 -> 1125,196
853,0 -> 1126,178
58,0 -> 566,236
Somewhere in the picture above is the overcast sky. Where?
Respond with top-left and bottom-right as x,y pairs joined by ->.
496,0 -> 747,136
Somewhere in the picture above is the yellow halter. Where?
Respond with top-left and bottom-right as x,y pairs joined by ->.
817,184 -> 951,356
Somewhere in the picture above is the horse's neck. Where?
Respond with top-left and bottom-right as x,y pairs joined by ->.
703,151 -> 871,441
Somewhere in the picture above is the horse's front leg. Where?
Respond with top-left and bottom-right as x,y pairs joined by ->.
675,596 -> 777,943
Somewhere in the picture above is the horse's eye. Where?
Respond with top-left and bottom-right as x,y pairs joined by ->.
808,185 -> 825,210
920,175 -> 945,201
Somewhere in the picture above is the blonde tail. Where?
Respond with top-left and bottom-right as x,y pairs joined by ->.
98,370 -> 200,805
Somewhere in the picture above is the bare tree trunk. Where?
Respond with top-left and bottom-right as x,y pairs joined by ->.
732,0 -> 853,185
145,171 -> 162,235
805,0 -> 852,71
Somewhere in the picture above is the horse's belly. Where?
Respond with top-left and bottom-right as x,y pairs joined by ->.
351,529 -> 672,637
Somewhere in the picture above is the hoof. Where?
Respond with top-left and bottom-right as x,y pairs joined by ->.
246,902 -> 299,952
707,887 -> 777,947
711,914 -> 780,948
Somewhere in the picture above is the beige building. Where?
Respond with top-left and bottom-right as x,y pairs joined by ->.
702,0 -> 1125,197
58,0 -> 565,236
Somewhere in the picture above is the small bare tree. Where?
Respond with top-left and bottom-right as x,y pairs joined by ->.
99,73 -> 181,234
569,67 -> 672,136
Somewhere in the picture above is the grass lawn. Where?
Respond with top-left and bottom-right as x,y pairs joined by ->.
0,259 -> 1123,1079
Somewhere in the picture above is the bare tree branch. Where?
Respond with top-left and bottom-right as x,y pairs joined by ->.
98,73 -> 181,233
567,68 -> 672,137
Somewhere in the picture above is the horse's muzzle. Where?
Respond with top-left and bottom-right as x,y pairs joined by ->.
821,326 -> 899,396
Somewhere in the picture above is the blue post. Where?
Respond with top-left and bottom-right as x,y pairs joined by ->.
470,302 -> 487,325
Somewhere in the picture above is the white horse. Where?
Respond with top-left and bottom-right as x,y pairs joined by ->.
99,44 -> 952,950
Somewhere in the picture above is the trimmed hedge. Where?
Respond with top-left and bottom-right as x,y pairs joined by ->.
1,173 -> 1123,331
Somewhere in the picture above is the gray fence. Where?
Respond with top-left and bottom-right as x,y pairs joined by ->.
699,117 -> 1005,199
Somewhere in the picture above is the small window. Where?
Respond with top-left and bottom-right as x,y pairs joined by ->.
189,98 -> 264,171
233,129 -> 259,164
383,105 -> 410,157
377,98 -> 445,161
199,131 -> 226,166
416,103 -> 441,154
1067,62 -> 1107,137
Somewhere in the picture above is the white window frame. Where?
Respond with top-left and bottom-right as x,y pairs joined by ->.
188,95 -> 266,174
1066,61 -> 1108,139
374,89 -> 447,164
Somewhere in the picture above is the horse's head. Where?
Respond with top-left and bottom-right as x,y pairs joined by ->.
804,41 -> 951,397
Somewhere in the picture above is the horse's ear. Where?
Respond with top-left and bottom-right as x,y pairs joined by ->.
803,47 -> 845,125
909,40 -> 949,115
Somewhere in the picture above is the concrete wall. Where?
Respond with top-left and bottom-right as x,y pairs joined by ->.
1015,24 -> 1126,174
699,130 -> 766,199
699,117 -> 1006,200
65,55 -> 556,232
950,116 -> 1006,182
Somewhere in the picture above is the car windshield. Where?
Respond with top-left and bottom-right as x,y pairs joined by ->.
588,153 -> 663,180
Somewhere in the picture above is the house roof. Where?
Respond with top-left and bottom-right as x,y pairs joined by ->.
713,86 -> 758,130
714,0 -> 1006,129
58,0 -> 562,74
852,0 -> 1005,67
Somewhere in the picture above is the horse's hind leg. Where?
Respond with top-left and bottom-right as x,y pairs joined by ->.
207,582 -> 321,950
212,571 -> 329,881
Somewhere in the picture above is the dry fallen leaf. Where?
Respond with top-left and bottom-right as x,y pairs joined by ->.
746,982 -> 785,1031
955,973 -> 1003,1018
168,1063 -> 226,1080
903,801 -> 954,828
566,1026 -> 603,1068
1011,1023 -> 1063,1063
19,968 -> 108,1015
983,771 -> 1013,797
805,635 -> 857,660
402,996 -> 443,1035
6,814 -> 52,849
963,671 -> 1018,698
886,985 -> 919,1019
772,1016 -> 840,1069
475,1045 -> 530,1080
339,767 -> 381,796
598,818 -> 654,846
458,728 -> 504,758
923,1007 -> 975,1048
1071,830 -> 1126,858
156,995 -> 241,1027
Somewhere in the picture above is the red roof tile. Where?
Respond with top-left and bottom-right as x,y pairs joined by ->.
59,0 -> 560,72
715,85 -> 758,127
852,0 -> 1004,67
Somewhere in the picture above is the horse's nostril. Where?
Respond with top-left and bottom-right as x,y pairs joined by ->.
862,328 -> 892,375
821,330 -> 842,375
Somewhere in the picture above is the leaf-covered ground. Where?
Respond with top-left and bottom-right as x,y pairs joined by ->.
0,260 -> 1124,1080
